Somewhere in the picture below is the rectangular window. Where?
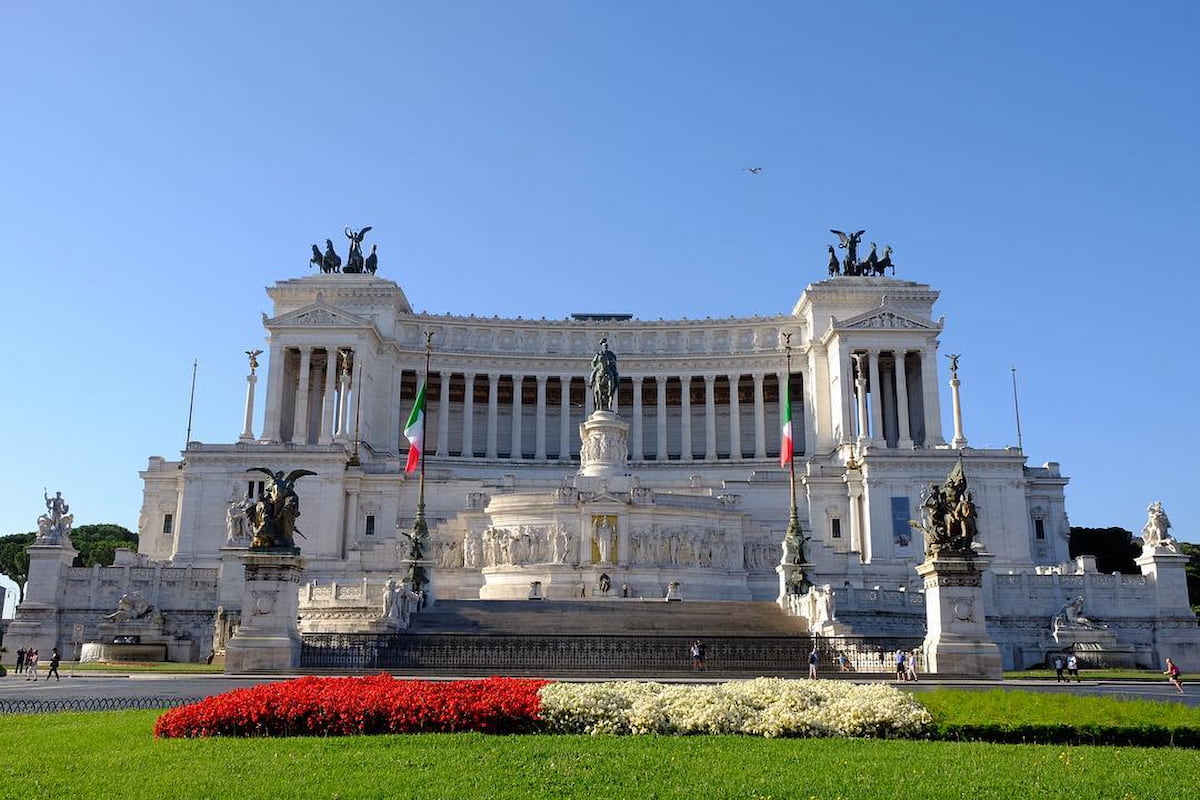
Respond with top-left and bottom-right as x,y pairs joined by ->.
1034,519 -> 1045,540
162,513 -> 174,535
831,518 -> 842,539
365,515 -> 376,536
891,497 -> 912,546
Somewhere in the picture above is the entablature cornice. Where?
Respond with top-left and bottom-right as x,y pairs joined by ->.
386,351 -> 814,379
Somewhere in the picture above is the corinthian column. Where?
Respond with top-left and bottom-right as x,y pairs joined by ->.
239,351 -> 261,442
535,375 -> 548,460
631,376 -> 644,461
292,347 -> 312,445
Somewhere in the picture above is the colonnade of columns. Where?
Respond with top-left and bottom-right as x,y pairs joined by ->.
263,346 -> 357,444
411,371 -> 796,463
843,347 -> 942,448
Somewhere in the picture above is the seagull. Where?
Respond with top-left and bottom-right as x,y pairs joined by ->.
743,167 -> 764,175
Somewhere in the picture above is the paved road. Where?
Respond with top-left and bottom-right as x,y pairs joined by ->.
1,671 -> 1196,709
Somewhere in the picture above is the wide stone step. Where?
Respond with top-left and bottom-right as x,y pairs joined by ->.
411,599 -> 808,636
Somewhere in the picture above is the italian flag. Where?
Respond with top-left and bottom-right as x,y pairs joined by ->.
780,379 -> 793,467
403,382 -> 427,473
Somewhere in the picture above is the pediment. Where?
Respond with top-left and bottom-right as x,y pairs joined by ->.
265,301 -> 373,330
581,491 -> 628,505
837,307 -> 937,331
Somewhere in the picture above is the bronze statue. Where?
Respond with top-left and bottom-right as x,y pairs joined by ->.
364,243 -> 378,275
310,244 -> 326,272
827,245 -> 840,276
876,245 -> 894,275
862,242 -> 879,275
911,458 -> 979,556
245,467 -> 317,551
322,239 -> 342,273
343,226 -> 372,273
831,229 -> 866,274
589,338 -> 619,411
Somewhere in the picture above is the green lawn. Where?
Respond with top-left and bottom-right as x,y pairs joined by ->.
2,707 -> 1198,800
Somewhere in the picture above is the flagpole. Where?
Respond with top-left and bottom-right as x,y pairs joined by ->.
410,331 -> 434,591
782,333 -> 804,565
1010,365 -> 1024,453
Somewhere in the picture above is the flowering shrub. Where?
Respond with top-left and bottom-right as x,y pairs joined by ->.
537,678 -> 932,738
154,675 -> 550,738
155,676 -> 930,740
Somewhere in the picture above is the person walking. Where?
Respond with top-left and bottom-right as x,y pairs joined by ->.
1065,652 -> 1080,683
15,648 -> 26,677
25,649 -> 39,681
808,647 -> 819,679
895,649 -> 907,681
1053,654 -> 1065,682
905,649 -> 920,682
1164,658 -> 1185,694
46,647 -> 61,682
690,640 -> 702,671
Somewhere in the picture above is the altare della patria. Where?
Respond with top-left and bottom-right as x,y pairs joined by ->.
6,227 -> 1196,676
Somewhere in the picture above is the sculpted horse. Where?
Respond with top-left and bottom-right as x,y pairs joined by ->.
322,239 -> 342,273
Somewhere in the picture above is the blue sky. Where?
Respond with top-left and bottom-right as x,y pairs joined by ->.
1,2 -> 1197,613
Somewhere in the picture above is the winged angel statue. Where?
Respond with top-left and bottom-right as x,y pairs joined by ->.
245,467 -> 318,551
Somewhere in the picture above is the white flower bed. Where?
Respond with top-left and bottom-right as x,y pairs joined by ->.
537,678 -> 931,738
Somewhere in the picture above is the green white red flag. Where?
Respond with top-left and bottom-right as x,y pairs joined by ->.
780,379 -> 793,467
404,382 -> 427,473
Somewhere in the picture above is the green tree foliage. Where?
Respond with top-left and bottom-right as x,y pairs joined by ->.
1068,527 -> 1140,574
69,524 -> 138,568
0,524 -> 137,604
1178,542 -> 1200,614
0,533 -> 35,603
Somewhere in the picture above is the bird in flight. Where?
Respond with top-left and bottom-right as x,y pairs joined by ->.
743,167 -> 764,175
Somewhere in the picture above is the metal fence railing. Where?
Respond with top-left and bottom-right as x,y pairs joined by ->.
300,633 -> 925,676
0,696 -> 204,715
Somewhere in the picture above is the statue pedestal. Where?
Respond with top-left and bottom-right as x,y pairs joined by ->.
6,543 -> 78,656
916,553 -> 1002,679
1135,547 -> 1200,670
775,562 -> 812,609
579,411 -> 629,477
225,551 -> 307,674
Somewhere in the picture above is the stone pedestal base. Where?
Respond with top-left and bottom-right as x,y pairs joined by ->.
775,562 -> 812,609
225,551 -> 306,674
3,609 -> 60,658
579,411 -> 630,477
917,554 -> 1002,679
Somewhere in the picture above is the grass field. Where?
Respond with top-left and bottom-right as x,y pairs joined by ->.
3,693 -> 1200,800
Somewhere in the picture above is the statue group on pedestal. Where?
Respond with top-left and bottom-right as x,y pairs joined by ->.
36,490 -> 74,546
245,468 -> 317,551
1141,501 -> 1177,552
1050,595 -> 1105,642
309,226 -> 379,274
911,458 -> 979,556
828,229 -> 895,277
381,576 -> 421,630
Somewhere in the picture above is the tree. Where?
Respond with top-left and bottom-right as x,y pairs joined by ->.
69,524 -> 138,568
1179,542 -> 1200,615
0,524 -> 137,604
0,533 -> 35,604
1068,526 -> 1140,574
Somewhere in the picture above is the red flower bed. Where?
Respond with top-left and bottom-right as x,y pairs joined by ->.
154,675 -> 551,738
